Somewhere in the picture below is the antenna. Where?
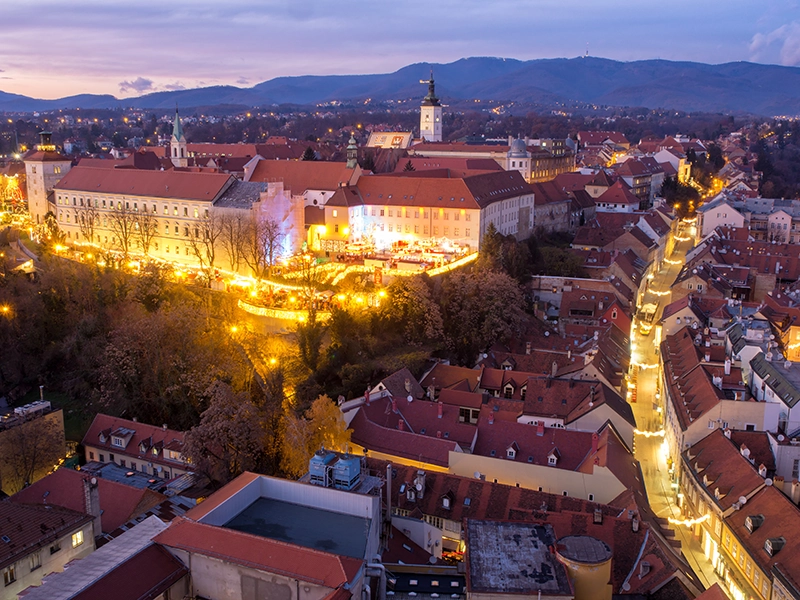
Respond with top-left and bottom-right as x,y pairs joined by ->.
585,43 -> 589,58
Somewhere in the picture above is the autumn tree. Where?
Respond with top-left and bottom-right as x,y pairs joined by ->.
43,211 -> 65,245
134,209 -> 159,256
186,212 -> 224,285
281,394 -> 351,478
107,203 -> 137,258
183,381 -> 265,486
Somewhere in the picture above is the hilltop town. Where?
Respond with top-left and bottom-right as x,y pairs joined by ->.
0,75 -> 799,600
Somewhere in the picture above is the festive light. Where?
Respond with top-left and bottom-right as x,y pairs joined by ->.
668,514 -> 709,527
634,429 -> 665,437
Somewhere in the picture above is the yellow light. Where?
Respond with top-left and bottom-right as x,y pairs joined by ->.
378,290 -> 386,298
289,296 -> 296,303
54,244 -> 67,252
269,357 -> 277,365
668,514 -> 710,527
250,290 -> 258,298
337,294 -> 346,301
230,325 -> 239,333
298,315 -> 306,322
317,225 -> 327,235
355,296 -> 364,304
86,253 -> 93,259
342,227 -> 350,236
634,429 -> 665,437
1,305 -> 9,314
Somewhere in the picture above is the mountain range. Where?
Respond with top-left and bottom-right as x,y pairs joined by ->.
2,57 -> 800,116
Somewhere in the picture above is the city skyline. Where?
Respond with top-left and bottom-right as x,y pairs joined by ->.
1,0 -> 799,100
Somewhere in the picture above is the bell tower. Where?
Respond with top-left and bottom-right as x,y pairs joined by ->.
419,71 -> 442,142
346,134 -> 359,169
170,108 -> 187,168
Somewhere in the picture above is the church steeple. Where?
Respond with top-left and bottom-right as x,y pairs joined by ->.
346,134 -> 358,169
419,69 -> 443,142
170,107 -> 187,167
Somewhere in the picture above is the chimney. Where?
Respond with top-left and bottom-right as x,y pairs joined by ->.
415,469 -> 426,499
724,359 -> 731,376
551,361 -> 558,378
740,444 -> 751,459
392,398 -> 398,413
775,475 -> 786,492
759,464 -> 768,478
632,517 -> 640,532
704,352 -> 711,363
526,342 -> 532,355
162,424 -> 167,431
537,422 -> 544,436
385,463 -> 392,524
437,402 -> 443,419
397,418 -> 404,431
592,432 -> 599,454
365,387 -> 371,405
792,480 -> 800,505
83,476 -> 102,539
39,385 -> 44,401
404,378 -> 412,394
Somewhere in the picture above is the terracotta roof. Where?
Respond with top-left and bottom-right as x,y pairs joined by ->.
375,367 -> 425,401
530,181 -> 571,206
81,414 -> 186,471
729,430 -> 776,473
694,583 -> 729,600
438,388 -> 485,410
327,170 -> 532,211
421,363 -> 481,393
71,543 -> 188,600
248,159 -> 355,192
382,525 -> 441,565
10,468 -> 166,534
552,172 -> 595,192
0,502 -> 93,570
349,409 -> 460,467
54,166 -> 235,202
577,131 -> 629,146
682,430 -> 766,512
155,517 -> 363,587
24,150 -> 71,163
725,486 -> 800,579
394,157 -> 503,177
596,180 -> 641,207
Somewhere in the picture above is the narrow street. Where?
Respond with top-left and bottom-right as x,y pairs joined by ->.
629,222 -> 729,593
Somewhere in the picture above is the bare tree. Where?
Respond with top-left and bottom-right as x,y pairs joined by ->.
76,203 -> 99,245
242,217 -> 283,280
107,203 -> 137,258
186,212 -> 225,286
219,212 -> 247,273
135,210 -> 159,256
0,409 -> 65,495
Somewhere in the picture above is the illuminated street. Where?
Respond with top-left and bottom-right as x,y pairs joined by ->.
630,221 -> 729,593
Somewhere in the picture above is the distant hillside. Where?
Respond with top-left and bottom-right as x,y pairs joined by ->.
2,57 -> 800,115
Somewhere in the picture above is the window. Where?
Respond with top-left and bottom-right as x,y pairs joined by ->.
119,459 -> 126,468
762,580 -> 769,597
697,284 -> 703,292
465,213 -> 471,222
98,454 -> 105,462
332,209 -> 338,218
465,228 -> 470,237
183,207 -> 188,216
548,455 -> 557,466
506,448 -> 516,459
112,437 -> 124,447
109,453 -> 115,462
29,551 -> 41,571
442,497 -> 450,509
173,206 -> 178,215
50,541 -> 61,554
72,530 -> 84,548
562,491 -> 568,497
3,565 -> 15,586
588,494 -> 594,502
89,451 -> 94,460
793,459 -> 799,480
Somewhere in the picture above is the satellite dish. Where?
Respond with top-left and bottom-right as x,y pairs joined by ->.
474,471 -> 482,479
765,478 -> 774,486
779,434 -> 786,441
90,477 -> 97,486
545,331 -> 550,337
416,482 -> 423,491
407,395 -> 413,403
739,496 -> 748,505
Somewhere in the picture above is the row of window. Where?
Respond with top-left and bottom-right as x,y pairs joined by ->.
56,195 -> 209,219
354,207 -> 472,221
88,450 -> 176,478
2,532 -> 83,587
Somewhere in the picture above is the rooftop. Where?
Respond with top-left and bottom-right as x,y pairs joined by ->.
224,497 -> 369,559
465,520 -> 572,595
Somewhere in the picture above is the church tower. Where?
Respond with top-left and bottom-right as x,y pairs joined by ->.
419,72 -> 442,142
24,131 -> 71,225
346,134 -> 359,169
170,108 -> 188,168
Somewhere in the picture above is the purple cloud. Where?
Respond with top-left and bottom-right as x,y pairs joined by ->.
118,77 -> 154,94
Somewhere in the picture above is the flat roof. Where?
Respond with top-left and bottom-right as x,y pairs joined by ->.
466,520 -> 572,595
224,498 -> 369,559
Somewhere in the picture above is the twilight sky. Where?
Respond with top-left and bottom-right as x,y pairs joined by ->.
2,0 -> 800,99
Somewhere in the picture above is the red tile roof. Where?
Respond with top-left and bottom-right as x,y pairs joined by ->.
248,159 -> 356,192
577,131 -> 629,146
0,502 -> 93,570
597,180 -> 641,207
154,517 -> 363,588
82,414 -> 186,471
11,468 -> 166,534
71,543 -> 188,600
54,166 -> 235,202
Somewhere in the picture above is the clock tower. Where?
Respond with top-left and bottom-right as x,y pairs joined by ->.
419,72 -> 442,142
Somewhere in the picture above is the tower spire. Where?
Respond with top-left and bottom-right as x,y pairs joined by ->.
172,106 -> 185,143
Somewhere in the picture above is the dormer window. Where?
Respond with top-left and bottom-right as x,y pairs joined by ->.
98,433 -> 106,443
503,384 -> 514,399
548,455 -> 557,466
507,448 -> 516,459
152,447 -> 159,456
765,537 -> 785,556
111,437 -> 124,448
139,443 -> 147,453
746,514 -> 764,533
442,497 -> 450,509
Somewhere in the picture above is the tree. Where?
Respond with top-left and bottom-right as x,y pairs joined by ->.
183,381 -> 265,486
219,212 -> 247,272
241,217 -> 283,280
43,211 -> 65,245
477,223 -> 503,270
296,308 -> 325,372
0,410 -> 65,495
187,213 -> 224,286
380,275 -> 443,345
76,202 -> 99,245
361,152 -> 376,172
439,269 -> 526,365
281,395 -> 351,478
301,146 -> 317,161
134,210 -> 159,256
403,160 -> 416,172
107,203 -> 137,258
